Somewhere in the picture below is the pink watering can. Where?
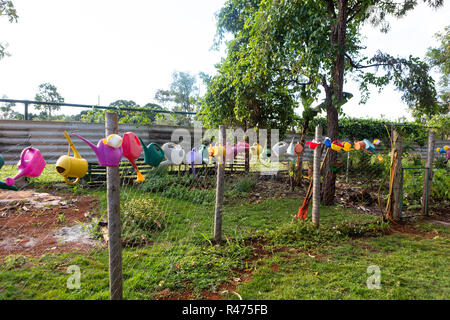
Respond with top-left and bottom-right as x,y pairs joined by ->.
122,132 -> 144,182
5,147 -> 46,186
72,133 -> 123,167
235,141 -> 249,154
225,143 -> 237,162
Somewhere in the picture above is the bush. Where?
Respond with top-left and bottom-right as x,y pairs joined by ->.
121,198 -> 167,246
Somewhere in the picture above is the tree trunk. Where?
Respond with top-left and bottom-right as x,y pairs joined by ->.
321,0 -> 348,205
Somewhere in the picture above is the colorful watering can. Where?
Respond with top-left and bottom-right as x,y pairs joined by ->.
342,141 -> 353,152
5,147 -> 46,186
354,140 -> 366,150
186,147 -> 203,178
208,144 -> 216,164
236,141 -> 249,154
199,144 -> 209,164
122,132 -> 144,182
0,153 -> 18,191
225,143 -> 237,162
272,141 -> 288,158
305,140 -> 321,150
138,138 -> 165,167
55,131 -> 88,185
72,133 -> 123,167
214,144 -> 226,164
331,140 -> 344,152
161,142 -> 185,166
324,137 -> 332,148
103,134 -> 123,148
294,142 -> 304,168
286,138 -> 296,158
249,142 -> 263,161
363,139 -> 384,162
436,145 -> 449,154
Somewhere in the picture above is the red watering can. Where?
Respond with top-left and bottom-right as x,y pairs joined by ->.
5,147 -> 46,186
305,141 -> 321,150
122,132 -> 145,182
72,133 -> 123,167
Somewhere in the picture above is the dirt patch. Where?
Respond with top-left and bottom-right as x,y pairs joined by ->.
0,190 -> 104,257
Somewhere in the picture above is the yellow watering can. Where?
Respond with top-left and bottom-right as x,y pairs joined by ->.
342,141 -> 353,152
249,142 -> 263,161
56,131 -> 88,185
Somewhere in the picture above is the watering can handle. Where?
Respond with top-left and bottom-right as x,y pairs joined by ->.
64,131 -> 82,159
64,176 -> 81,186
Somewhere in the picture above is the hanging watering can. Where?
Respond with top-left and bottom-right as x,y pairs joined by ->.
342,141 -> 353,152
103,134 -> 123,149
72,133 -> 123,167
249,142 -> 263,161
236,141 -> 249,154
331,140 -> 344,152
437,146 -> 449,154
199,144 -> 209,164
0,153 -> 18,191
138,137 -> 165,167
363,139 -> 383,162
55,131 -> 88,185
122,132 -> 145,182
162,142 -> 185,166
214,144 -> 226,164
186,147 -> 203,178
5,147 -> 46,186
272,141 -> 288,158
225,143 -> 237,162
324,137 -> 332,148
354,140 -> 366,151
305,140 -> 321,150
294,142 -> 304,168
285,138 -> 296,158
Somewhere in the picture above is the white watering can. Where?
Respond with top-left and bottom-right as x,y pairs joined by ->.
272,141 -> 288,158
161,142 -> 185,166
285,137 -> 296,158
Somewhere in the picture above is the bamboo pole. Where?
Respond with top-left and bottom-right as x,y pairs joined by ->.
422,130 -> 435,216
213,125 -> 226,243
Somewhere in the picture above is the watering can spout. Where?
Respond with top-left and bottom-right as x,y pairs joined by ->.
72,133 -> 100,156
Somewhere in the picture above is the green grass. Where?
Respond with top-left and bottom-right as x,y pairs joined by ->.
0,177 -> 448,299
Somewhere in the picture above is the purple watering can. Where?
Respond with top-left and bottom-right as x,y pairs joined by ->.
72,133 -> 123,167
186,147 -> 203,178
5,147 -> 46,186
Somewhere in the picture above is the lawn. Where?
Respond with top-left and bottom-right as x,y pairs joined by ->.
0,166 -> 448,300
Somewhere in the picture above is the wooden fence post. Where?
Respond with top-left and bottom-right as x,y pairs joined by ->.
391,130 -> 403,221
214,125 -> 226,243
422,130 -> 435,216
312,125 -> 322,227
105,112 -> 122,300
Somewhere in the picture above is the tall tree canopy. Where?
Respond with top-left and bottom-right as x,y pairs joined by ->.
0,0 -> 18,60
34,82 -> 64,120
200,0 -> 444,204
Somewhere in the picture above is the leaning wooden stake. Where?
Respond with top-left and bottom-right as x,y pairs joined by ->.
387,130 -> 403,221
214,125 -> 226,243
312,125 -> 322,227
106,112 -> 123,300
422,130 -> 435,216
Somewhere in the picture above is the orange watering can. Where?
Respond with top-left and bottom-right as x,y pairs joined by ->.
354,140 -> 366,150
122,132 -> 145,182
294,142 -> 304,168
5,147 -> 46,186
55,131 -> 88,185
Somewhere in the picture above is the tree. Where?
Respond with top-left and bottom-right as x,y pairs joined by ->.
203,0 -> 443,205
155,71 -> 199,126
426,25 -> 449,113
34,82 -> 65,120
0,0 -> 18,60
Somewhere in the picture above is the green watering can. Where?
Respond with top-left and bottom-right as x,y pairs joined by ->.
199,144 -> 209,164
138,137 -> 165,167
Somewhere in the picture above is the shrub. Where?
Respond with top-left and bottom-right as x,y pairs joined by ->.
121,198 -> 167,246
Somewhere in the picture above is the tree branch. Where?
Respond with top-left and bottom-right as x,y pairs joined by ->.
345,53 -> 391,69
325,0 -> 336,18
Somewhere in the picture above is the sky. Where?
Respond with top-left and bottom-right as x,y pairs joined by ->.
0,0 -> 449,120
